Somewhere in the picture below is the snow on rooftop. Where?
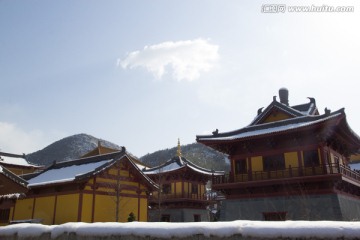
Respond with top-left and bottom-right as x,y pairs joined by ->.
187,164 -> 223,175
144,161 -> 183,174
200,113 -> 341,141
0,221 -> 360,239
0,156 -> 39,167
27,159 -> 113,187
144,157 -> 223,176
0,193 -> 25,200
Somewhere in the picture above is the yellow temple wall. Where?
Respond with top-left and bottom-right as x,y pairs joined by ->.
262,112 -> 290,123
139,198 -> 148,221
55,194 -> 79,224
33,196 -> 55,225
81,194 -> 93,223
176,182 -> 182,195
285,152 -> 299,168
12,198 -> 33,221
251,156 -> 263,171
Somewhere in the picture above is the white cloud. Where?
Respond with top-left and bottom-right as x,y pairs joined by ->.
118,39 -> 219,81
0,122 -> 62,154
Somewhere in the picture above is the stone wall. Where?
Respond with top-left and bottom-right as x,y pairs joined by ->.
149,208 -> 209,222
220,194 -> 344,220
338,194 -> 360,221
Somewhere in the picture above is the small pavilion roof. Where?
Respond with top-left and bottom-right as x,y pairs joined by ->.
143,156 -> 224,176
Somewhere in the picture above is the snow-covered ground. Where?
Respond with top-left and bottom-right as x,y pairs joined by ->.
0,221 -> 360,239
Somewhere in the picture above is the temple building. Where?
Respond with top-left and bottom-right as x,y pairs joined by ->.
197,88 -> 360,221
143,140 -> 225,222
0,147 -> 157,225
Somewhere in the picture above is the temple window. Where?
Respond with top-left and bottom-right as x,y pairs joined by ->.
161,214 -> 170,222
235,159 -> 247,174
303,149 -> 320,167
263,212 -> 287,221
162,184 -> 171,194
263,154 -> 285,171
0,209 -> 10,223
194,214 -> 201,222
191,184 -> 198,194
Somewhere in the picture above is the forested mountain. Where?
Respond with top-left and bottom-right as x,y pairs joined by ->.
25,134 -> 230,172
26,133 -> 121,166
140,142 -> 230,172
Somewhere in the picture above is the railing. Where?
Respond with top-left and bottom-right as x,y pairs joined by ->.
213,163 -> 360,184
149,192 -> 208,202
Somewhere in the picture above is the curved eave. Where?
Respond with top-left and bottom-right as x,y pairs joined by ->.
197,111 -> 351,155
125,155 -> 159,191
143,156 -> 224,177
144,165 -> 186,176
145,164 -> 224,177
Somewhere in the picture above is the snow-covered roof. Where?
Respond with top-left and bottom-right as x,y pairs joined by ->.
197,108 -> 349,143
249,97 -> 318,126
0,153 -> 41,168
25,149 -> 158,190
0,193 -> 26,200
143,156 -> 224,176
199,112 -> 342,142
27,159 -> 113,187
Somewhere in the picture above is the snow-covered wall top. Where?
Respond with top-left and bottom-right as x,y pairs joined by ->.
0,221 -> 360,240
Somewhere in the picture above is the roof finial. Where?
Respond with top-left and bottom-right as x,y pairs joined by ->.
279,88 -> 289,106
98,140 -> 102,154
177,138 -> 182,157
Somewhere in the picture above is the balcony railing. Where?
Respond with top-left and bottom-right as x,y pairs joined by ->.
149,192 -> 208,202
212,163 -> 360,184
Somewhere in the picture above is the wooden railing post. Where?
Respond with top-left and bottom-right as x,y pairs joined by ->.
289,165 -> 292,177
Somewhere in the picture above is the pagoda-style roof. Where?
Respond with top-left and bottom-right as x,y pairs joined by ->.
25,148 -> 157,190
197,90 -> 360,157
143,156 -> 224,176
249,96 -> 318,126
80,141 -> 121,158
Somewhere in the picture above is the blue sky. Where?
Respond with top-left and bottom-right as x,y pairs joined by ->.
1,1 -> 360,157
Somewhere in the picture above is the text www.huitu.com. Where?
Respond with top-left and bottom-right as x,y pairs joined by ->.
261,4 -> 354,13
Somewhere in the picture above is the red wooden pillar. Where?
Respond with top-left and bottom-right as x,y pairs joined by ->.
297,151 -> 303,176
77,192 -> 83,222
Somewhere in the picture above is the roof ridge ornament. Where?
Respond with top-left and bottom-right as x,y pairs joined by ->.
176,138 -> 182,157
325,107 -> 331,115
307,97 -> 316,104
279,88 -> 289,106
212,129 -> 219,135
